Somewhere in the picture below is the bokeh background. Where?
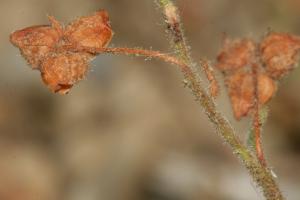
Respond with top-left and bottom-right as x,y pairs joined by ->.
1,0 -> 300,199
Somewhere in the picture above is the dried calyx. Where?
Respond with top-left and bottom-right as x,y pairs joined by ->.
216,32 -> 300,120
10,10 -> 113,94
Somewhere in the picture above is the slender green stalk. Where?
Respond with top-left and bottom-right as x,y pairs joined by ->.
156,0 -> 284,199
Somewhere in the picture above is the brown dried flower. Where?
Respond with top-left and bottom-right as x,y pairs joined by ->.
226,72 -> 276,120
260,32 -> 300,79
64,10 -> 113,49
216,32 -> 300,120
40,52 -> 93,94
216,38 -> 256,72
10,10 -> 113,94
10,24 -> 61,69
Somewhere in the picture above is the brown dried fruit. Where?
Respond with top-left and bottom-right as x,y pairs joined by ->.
226,73 -> 276,120
10,23 -> 61,69
10,10 -> 113,94
260,32 -> 300,79
64,10 -> 113,48
217,38 -> 256,72
40,52 -> 93,94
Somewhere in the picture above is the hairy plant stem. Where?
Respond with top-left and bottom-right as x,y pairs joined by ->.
156,0 -> 284,199
65,2 -> 284,197
252,62 -> 266,167
72,45 -> 284,199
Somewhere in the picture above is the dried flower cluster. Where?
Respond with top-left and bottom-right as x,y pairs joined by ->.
216,33 -> 300,119
10,10 -> 113,94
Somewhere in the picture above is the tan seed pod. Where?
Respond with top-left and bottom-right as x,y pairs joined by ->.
260,32 -> 300,79
40,52 -> 93,94
226,72 -> 276,120
64,10 -> 113,49
216,38 -> 256,72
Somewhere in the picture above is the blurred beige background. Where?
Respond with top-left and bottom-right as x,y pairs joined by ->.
1,0 -> 300,199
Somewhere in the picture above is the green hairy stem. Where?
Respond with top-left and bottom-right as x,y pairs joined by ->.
156,0 -> 284,199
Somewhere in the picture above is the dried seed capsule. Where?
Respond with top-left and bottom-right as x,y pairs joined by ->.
226,73 -> 276,120
10,17 -> 62,69
64,10 -> 113,49
260,32 -> 300,79
40,52 -> 93,94
217,38 -> 256,72
10,10 -> 113,94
